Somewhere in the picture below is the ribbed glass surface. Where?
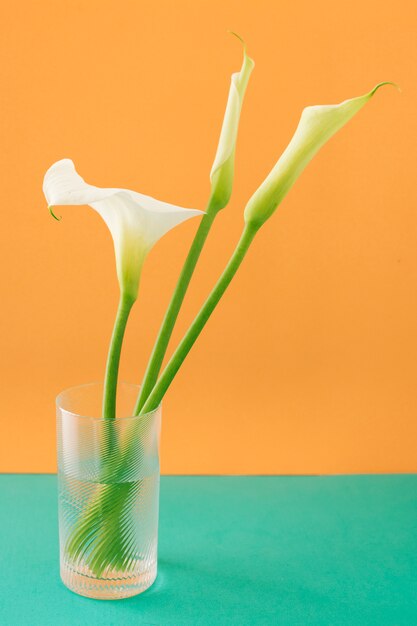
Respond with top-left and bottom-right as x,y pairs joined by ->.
57,382 -> 161,599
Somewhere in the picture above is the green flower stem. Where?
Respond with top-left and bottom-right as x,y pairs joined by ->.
140,222 -> 258,414
103,292 -> 135,420
66,291 -> 137,575
133,198 -> 220,414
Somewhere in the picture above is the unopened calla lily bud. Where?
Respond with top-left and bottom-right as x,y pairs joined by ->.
244,83 -> 395,229
43,159 -> 203,301
209,34 -> 255,211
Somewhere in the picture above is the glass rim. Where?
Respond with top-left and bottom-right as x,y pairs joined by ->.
56,381 -> 161,422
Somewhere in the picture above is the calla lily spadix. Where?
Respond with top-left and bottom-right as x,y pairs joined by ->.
244,82 -> 396,229
43,159 -> 204,300
209,33 -> 255,211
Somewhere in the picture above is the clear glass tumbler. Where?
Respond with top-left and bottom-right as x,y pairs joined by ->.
57,382 -> 161,599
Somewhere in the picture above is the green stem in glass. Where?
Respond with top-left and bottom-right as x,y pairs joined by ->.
102,292 -> 135,420
133,198 -> 220,415
140,222 -> 258,414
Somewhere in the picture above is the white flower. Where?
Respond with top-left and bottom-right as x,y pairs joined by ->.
209,34 -> 254,211
43,159 -> 204,299
244,83 -> 395,228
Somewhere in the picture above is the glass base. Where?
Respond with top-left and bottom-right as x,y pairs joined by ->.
60,559 -> 157,599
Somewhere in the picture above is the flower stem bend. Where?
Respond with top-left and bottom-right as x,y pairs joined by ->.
140,222 -> 258,414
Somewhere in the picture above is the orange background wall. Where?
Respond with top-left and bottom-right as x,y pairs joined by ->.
1,0 -> 416,474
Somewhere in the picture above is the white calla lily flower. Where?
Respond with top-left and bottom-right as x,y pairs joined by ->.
43,159 -> 204,299
209,34 -> 254,211
244,83 -> 396,228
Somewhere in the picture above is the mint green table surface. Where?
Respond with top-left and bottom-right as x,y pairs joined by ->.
0,475 -> 416,625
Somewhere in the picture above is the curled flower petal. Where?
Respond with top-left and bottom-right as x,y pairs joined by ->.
209,34 -> 254,211
43,159 -> 204,299
244,83 -> 396,228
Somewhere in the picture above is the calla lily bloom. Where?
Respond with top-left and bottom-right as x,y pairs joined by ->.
43,159 -> 204,300
244,83 -> 395,228
209,34 -> 254,211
